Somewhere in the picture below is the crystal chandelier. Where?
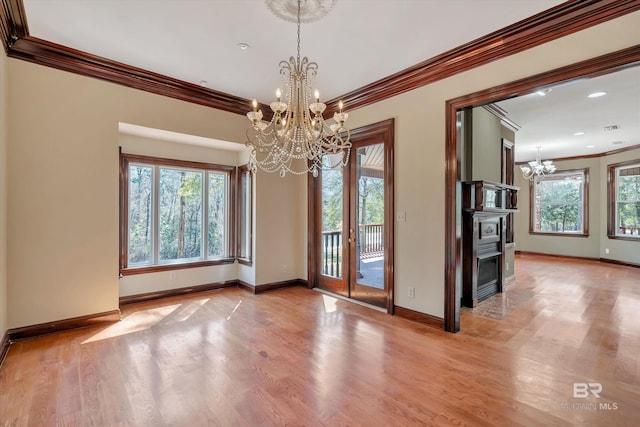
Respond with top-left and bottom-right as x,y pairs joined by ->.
246,0 -> 350,177
520,146 -> 556,181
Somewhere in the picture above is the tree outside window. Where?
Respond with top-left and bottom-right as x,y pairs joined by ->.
608,160 -> 640,240
121,153 -> 236,274
530,169 -> 588,236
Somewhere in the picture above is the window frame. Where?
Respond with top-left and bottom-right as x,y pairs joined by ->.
607,159 -> 640,241
528,168 -> 589,237
120,153 -> 236,275
236,165 -> 253,266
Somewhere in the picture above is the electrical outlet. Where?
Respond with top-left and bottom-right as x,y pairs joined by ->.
408,287 -> 415,298
396,211 -> 406,222
605,248 -> 610,254
282,264 -> 288,273
506,262 -> 510,272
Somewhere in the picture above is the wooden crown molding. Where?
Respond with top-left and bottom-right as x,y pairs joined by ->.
515,143 -> 640,164
325,0 -> 640,114
2,1 -> 639,117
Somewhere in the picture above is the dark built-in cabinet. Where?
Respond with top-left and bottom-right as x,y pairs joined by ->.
462,181 -> 518,307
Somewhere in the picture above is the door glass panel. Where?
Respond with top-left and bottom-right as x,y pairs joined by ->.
355,144 -> 385,289
321,155 -> 343,278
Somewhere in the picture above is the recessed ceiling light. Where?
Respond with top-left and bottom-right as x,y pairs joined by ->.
573,132 -> 585,136
604,125 -> 619,131
586,145 -> 596,148
199,80 -> 208,87
237,42 -> 250,50
588,91 -> 607,98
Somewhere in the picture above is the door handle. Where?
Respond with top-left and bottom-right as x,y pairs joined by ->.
348,238 -> 357,244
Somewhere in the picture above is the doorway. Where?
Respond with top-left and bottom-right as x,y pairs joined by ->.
309,119 -> 394,312
444,47 -> 639,333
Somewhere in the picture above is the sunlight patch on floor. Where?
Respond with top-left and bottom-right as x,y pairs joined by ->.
322,294 -> 338,313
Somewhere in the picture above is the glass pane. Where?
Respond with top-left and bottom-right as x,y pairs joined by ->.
355,143 -> 385,289
128,165 -> 153,265
159,168 -> 203,261
237,169 -> 251,260
617,202 -> 640,236
534,173 -> 584,233
321,155 -> 343,278
208,172 -> 227,258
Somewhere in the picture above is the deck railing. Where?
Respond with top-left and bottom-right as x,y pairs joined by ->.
321,230 -> 342,277
619,225 -> 639,235
321,224 -> 384,278
359,223 -> 384,258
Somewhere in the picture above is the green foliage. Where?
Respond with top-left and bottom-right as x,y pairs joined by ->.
535,174 -> 584,232
159,169 -> 202,260
617,175 -> 640,228
208,174 -> 226,257
322,169 -> 343,232
128,166 -> 153,264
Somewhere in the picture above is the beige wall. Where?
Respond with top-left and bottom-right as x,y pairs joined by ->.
117,133 -> 244,297
514,147 -> 640,265
4,11 -> 640,328
472,107 -> 502,182
6,60 -> 252,328
346,11 -> 640,318
0,47 -> 8,335
254,170 -> 306,285
599,148 -> 640,264
514,157 -> 602,258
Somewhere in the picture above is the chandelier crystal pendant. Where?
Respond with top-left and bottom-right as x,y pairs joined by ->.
520,146 -> 556,181
246,0 -> 351,177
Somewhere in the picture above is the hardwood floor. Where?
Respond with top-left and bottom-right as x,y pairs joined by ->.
0,254 -> 639,426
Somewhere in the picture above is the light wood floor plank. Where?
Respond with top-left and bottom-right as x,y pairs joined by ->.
0,254 -> 639,426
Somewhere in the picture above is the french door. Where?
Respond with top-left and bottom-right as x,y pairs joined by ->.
311,120 -> 394,311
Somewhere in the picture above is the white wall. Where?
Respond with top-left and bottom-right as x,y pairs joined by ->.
345,11 -> 640,318
0,46 -> 8,335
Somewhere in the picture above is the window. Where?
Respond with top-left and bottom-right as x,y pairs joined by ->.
529,168 -> 589,236
608,160 -> 640,240
120,154 -> 236,274
237,165 -> 252,265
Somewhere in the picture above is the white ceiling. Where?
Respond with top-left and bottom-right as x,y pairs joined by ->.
496,66 -> 640,162
22,0 -> 638,160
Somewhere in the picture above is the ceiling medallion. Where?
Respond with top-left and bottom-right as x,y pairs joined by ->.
265,0 -> 337,24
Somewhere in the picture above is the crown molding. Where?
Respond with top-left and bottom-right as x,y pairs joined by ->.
515,143 -> 640,164
324,0 -> 640,114
2,0 -> 640,116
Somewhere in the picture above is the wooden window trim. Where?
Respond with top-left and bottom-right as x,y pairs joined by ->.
528,168 -> 590,237
119,152 -> 237,275
607,159 -> 640,241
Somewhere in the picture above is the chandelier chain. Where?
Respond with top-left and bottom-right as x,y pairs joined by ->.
296,0 -> 301,65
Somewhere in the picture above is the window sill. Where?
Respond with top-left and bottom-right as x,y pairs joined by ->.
237,258 -> 253,267
121,258 -> 235,276
607,234 -> 640,242
528,232 -> 589,238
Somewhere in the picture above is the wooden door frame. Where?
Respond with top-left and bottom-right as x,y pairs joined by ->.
444,46 -> 640,333
308,118 -> 395,313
